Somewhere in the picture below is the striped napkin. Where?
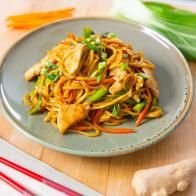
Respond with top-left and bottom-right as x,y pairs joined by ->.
0,139 -> 102,196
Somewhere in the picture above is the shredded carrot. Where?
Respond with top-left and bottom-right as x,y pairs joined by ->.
68,90 -> 75,103
92,109 -> 135,134
67,32 -> 76,40
92,109 -> 105,124
94,123 -> 135,134
86,78 -> 115,85
6,8 -> 75,30
135,87 -> 152,127
6,8 -> 74,20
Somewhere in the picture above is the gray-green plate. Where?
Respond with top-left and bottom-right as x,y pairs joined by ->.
0,18 -> 193,157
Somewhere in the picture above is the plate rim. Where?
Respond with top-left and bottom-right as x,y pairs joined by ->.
0,17 -> 193,157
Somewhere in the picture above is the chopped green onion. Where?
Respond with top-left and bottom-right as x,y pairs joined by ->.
126,98 -> 136,106
41,62 -> 57,75
34,78 -> 41,89
120,62 -> 128,71
98,62 -> 106,70
90,70 -> 99,78
123,53 -> 129,58
112,104 -> 120,116
47,62 -> 57,69
85,42 -> 99,52
28,96 -> 42,115
152,97 -> 158,106
96,74 -> 103,82
107,32 -> 116,38
90,35 -> 96,39
95,38 -> 100,43
150,97 -> 158,111
133,101 -> 146,112
45,73 -> 60,82
41,67 -> 48,75
138,72 -> 149,79
83,27 -> 94,39
100,32 -> 109,38
89,88 -> 108,103
86,38 -> 91,42
101,52 -> 108,61
45,77 -> 52,85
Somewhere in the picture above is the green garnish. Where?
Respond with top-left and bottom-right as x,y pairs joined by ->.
126,98 -> 136,106
107,32 -> 116,38
152,97 -> 158,106
47,62 -> 57,69
34,78 -> 41,89
138,72 -> 149,79
89,88 -> 108,103
45,72 -> 60,82
45,77 -> 52,85
83,27 -> 94,39
98,62 -> 106,70
41,61 -> 57,75
133,101 -> 146,112
150,97 -> 158,111
100,32 -> 109,38
101,52 -> 107,61
41,67 -> 48,75
120,62 -> 128,71
85,42 -> 99,52
112,104 -> 120,116
28,96 -> 42,115
96,74 -> 103,82
123,53 -> 129,59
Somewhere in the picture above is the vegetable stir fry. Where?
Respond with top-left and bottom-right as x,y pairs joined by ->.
23,27 -> 163,136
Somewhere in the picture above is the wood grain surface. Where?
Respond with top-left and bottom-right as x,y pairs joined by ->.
0,1 -> 196,195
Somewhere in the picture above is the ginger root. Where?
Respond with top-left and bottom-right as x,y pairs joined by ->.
132,159 -> 196,196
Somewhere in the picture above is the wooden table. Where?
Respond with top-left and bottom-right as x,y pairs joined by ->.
0,1 -> 196,195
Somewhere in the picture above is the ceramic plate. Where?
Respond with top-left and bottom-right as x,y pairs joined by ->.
0,18 -> 193,157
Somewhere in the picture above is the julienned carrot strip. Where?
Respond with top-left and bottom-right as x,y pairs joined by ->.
94,123 -> 135,134
7,13 -> 73,23
6,8 -> 74,30
6,8 -> 75,21
92,109 -> 135,134
135,87 -> 152,127
92,109 -> 105,124
67,32 -> 76,40
7,13 -> 72,27
86,78 -> 115,85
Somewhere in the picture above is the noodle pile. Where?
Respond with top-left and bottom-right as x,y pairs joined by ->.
23,28 -> 163,137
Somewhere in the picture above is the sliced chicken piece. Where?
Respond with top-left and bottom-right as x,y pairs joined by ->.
57,104 -> 88,134
24,43 -> 65,81
142,68 -> 159,97
109,82 -> 124,95
25,56 -> 50,81
109,67 -> 127,94
64,44 -> 88,76
25,43 -> 88,81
